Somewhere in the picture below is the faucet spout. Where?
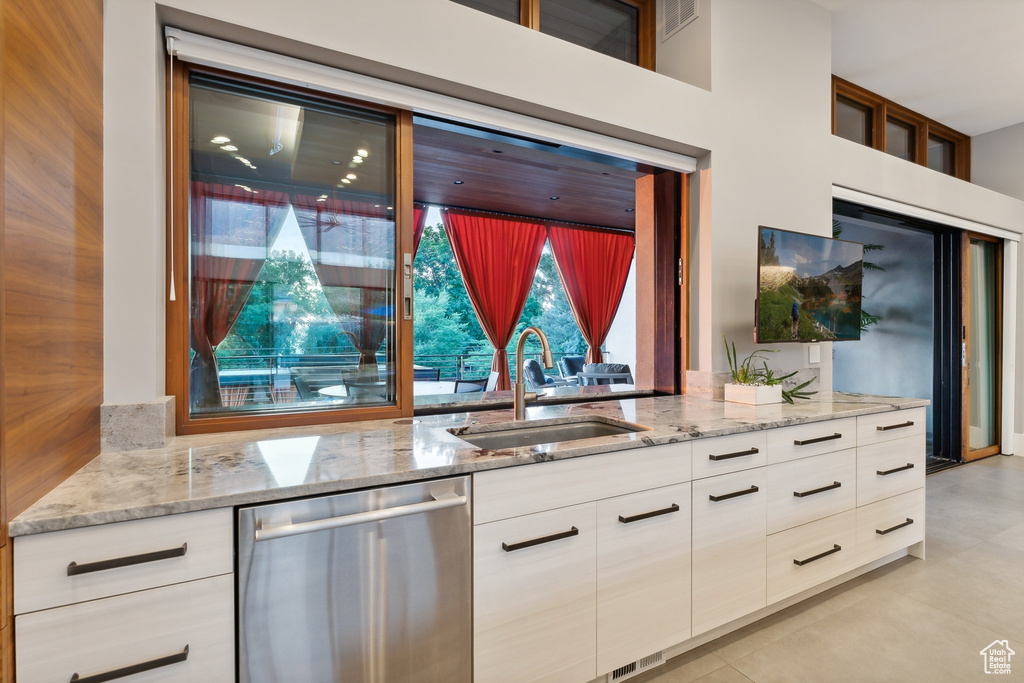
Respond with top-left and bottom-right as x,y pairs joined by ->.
513,326 -> 553,421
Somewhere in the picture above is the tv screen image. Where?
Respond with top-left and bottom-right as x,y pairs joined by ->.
756,226 -> 864,343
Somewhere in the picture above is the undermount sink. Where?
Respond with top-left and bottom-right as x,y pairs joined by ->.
449,416 -> 649,450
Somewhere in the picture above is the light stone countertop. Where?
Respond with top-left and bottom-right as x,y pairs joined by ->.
9,392 -> 928,537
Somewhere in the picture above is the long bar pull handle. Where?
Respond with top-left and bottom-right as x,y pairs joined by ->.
793,433 -> 842,446
619,504 -> 680,524
502,526 -> 579,552
877,463 -> 915,476
876,518 -> 914,535
709,485 -> 759,502
708,447 -> 759,461
793,481 -> 842,498
877,421 -> 914,431
67,544 -> 187,577
255,492 -> 467,542
70,645 -> 189,683
793,544 -> 841,566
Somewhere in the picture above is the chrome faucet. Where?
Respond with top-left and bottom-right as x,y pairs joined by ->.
513,326 -> 554,421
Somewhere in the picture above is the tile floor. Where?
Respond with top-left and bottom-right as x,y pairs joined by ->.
634,455 -> 1024,683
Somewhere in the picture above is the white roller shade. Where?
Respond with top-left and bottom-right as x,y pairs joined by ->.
165,27 -> 696,174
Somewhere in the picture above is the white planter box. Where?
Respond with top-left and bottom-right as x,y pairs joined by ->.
724,383 -> 782,405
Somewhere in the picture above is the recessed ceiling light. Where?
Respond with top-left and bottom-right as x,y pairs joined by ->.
357,149 -> 369,157
332,160 -> 342,165
453,180 -> 464,185
625,208 -> 634,212
387,206 -> 393,210
340,178 -> 351,184
352,156 -> 364,163
550,196 -> 559,200
211,136 -> 231,144
220,144 -> 238,152
346,173 -> 357,180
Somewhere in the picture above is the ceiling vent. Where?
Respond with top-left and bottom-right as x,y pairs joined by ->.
662,0 -> 699,41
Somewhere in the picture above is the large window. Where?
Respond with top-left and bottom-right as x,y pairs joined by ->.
169,71 -> 406,432
832,76 -> 970,180
451,0 -> 654,68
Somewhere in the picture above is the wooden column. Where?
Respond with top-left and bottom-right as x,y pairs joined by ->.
0,0 -> 104,677
634,171 -> 682,393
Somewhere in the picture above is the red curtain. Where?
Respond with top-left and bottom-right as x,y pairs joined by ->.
190,182 -> 291,408
413,203 -> 427,257
292,196 -> 393,373
548,224 -> 635,364
442,208 -> 548,390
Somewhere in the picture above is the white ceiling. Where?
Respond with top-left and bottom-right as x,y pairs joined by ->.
813,0 -> 1024,137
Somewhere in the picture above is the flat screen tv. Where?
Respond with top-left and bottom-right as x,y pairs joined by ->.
756,226 -> 864,343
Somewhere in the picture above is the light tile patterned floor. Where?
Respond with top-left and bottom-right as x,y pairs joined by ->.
631,455 -> 1024,683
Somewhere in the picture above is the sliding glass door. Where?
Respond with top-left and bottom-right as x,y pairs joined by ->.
962,233 -> 1002,460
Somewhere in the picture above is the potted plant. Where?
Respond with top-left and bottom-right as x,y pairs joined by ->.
724,336 -> 816,405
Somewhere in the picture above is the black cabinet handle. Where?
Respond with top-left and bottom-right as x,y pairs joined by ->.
502,527 -> 578,552
877,463 -> 914,476
793,544 -> 841,566
709,485 -> 759,502
793,433 -> 842,446
67,543 -> 188,577
793,481 -> 842,498
70,645 -> 189,683
876,518 -> 915,535
709,447 -> 759,461
877,421 -> 914,432
619,504 -> 680,524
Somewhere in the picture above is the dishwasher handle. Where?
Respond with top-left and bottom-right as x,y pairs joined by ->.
254,491 -> 468,542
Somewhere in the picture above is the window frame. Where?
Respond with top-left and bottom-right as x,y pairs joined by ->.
166,63 -> 416,435
832,76 -> 970,180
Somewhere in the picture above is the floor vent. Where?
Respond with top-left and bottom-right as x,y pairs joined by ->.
607,650 -> 666,682
662,0 -> 698,41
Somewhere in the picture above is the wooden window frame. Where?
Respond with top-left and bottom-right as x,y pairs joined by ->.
166,63 -> 415,435
832,76 -> 970,181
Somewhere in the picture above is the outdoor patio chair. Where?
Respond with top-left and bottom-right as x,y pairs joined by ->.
453,378 -> 486,393
577,362 -> 633,385
484,371 -> 500,392
557,355 -> 585,382
522,359 -> 569,390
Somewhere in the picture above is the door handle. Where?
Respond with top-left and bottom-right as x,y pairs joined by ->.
67,544 -> 187,576
502,526 -> 578,552
70,645 -> 189,683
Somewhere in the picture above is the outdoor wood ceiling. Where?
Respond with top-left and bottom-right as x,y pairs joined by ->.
413,119 -> 644,231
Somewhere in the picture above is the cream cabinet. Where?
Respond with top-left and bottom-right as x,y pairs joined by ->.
691,467 -> 767,636
14,509 -> 234,683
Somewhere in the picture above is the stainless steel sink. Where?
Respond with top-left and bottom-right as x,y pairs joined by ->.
449,417 -> 649,450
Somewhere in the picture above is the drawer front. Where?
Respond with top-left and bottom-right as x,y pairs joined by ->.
766,418 -> 857,464
14,508 -> 233,615
596,484 -> 691,675
857,408 -> 927,447
16,573 -> 234,683
857,489 -> 925,566
857,434 -> 926,506
474,442 -> 691,524
766,449 -> 856,534
474,503 -> 597,683
767,510 -> 856,604
691,468 -> 767,636
691,431 -> 768,480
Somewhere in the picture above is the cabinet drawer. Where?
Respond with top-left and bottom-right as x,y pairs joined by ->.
16,573 -> 234,683
857,434 -> 926,506
474,442 -> 691,524
857,489 -> 925,566
857,408 -> 926,447
474,503 -> 596,683
14,509 -> 233,615
691,468 -> 767,636
596,484 -> 691,675
766,418 -> 856,464
691,431 -> 768,479
766,449 -> 856,534
767,510 -> 856,604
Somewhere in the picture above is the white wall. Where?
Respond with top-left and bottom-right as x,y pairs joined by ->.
604,259 -> 637,370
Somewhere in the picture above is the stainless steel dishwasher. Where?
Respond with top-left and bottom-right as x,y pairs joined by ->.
237,476 -> 472,683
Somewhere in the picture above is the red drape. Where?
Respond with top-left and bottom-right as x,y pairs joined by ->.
442,208 -> 548,390
413,203 -> 427,257
292,196 -> 393,374
190,182 -> 290,408
548,224 -> 635,365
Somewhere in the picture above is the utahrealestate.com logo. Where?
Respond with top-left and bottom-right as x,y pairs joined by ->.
981,640 -> 1014,675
